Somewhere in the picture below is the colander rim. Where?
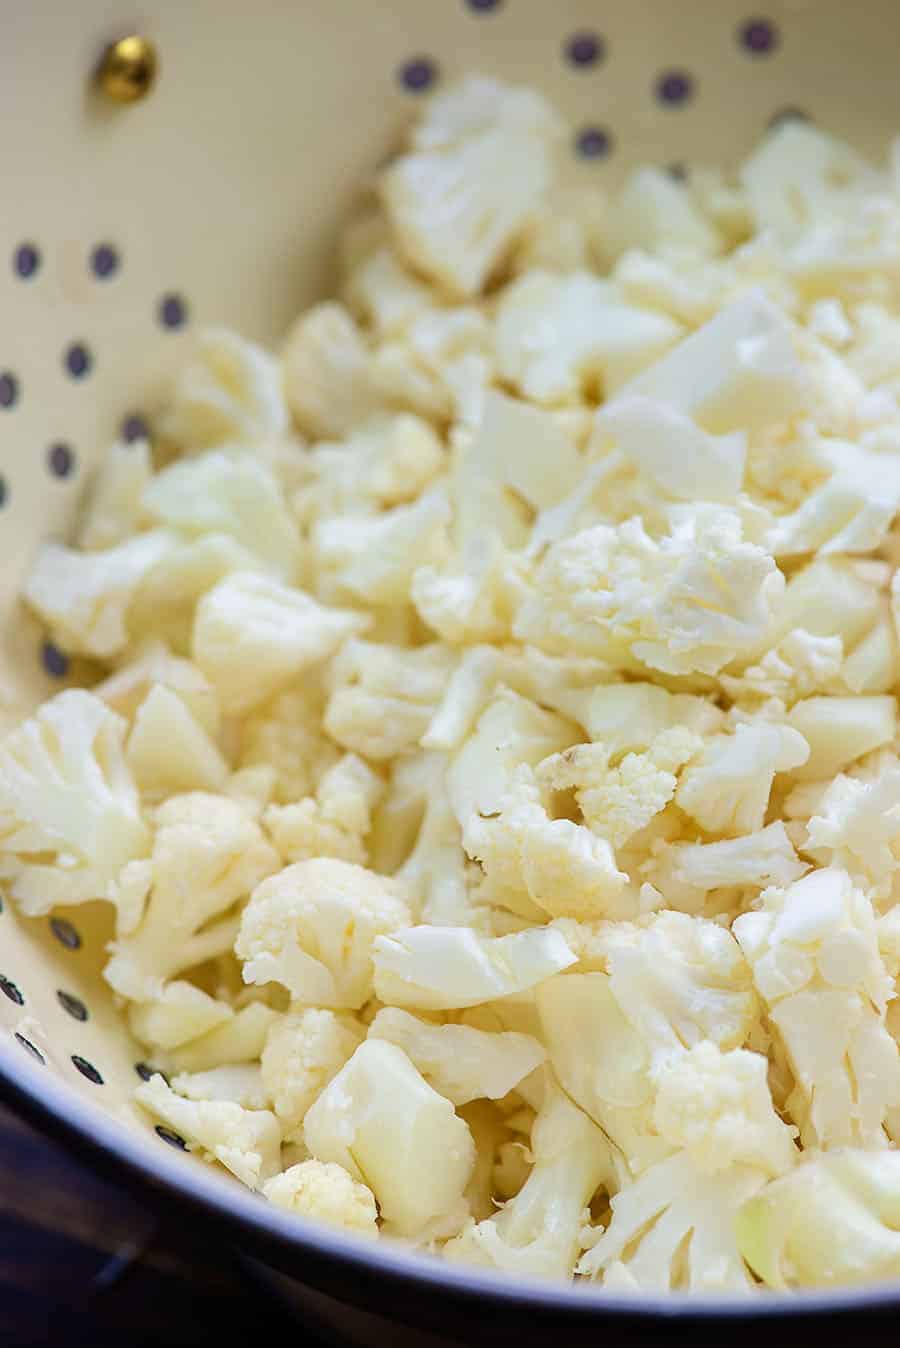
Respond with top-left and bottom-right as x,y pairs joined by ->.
4,1043 -> 900,1328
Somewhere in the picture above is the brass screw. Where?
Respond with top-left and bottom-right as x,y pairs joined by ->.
97,35 -> 158,103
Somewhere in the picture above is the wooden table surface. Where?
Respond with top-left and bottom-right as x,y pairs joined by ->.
0,1099 -> 320,1347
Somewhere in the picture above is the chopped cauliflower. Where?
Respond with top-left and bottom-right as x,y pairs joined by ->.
158,328 -> 288,450
126,684 -> 229,799
238,680 -> 338,805
381,75 -> 564,299
263,1159 -> 379,1237
263,753 -> 384,866
135,1072 -> 281,1189
324,639 -> 456,761
168,1001 -> 279,1075
235,858 -> 411,1008
96,641 -> 221,737
77,438 -> 153,551
676,722 -> 810,837
282,302 -> 385,440
260,1007 -> 365,1139
313,488 -> 450,606
303,1039 -> 475,1237
171,1064 -> 271,1111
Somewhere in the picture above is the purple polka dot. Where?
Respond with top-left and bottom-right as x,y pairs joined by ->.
42,641 -> 69,678
64,343 -> 92,378
57,990 -> 88,1022
566,32 -> 605,67
770,106 -> 809,129
158,293 -> 187,329
466,0 -> 500,9
155,1124 -> 187,1149
656,70 -> 694,105
740,18 -> 778,54
0,372 -> 19,407
90,242 -> 119,279
122,413 -> 149,443
135,1061 -> 168,1084
0,975 -> 24,1006
667,162 -> 688,181
399,57 -> 437,93
47,442 -> 75,479
50,916 -> 81,949
575,126 -> 612,160
15,1033 -> 44,1064
0,477 -> 7,508
71,1054 -> 103,1085
13,243 -> 40,279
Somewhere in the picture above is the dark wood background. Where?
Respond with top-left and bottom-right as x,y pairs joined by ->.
0,1100 -> 318,1347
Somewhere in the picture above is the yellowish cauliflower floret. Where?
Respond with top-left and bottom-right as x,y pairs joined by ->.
263,753 -> 384,866
324,639 -> 455,761
157,328 -> 288,451
261,1007 -> 365,1140
263,1159 -> 379,1237
235,858 -> 412,1009
282,302 -> 386,439
238,681 -> 338,805
675,721 -> 810,837
294,413 -> 444,521
77,438 -> 153,551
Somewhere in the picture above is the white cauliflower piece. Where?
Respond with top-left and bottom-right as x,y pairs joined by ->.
235,858 -> 411,1009
787,695 -> 897,781
23,530 -> 177,659
368,1007 -> 545,1106
495,270 -> 682,405
445,1079 -> 612,1279
77,438 -> 152,550
263,754 -> 384,866
464,390 -> 584,513
105,792 -> 279,1000
720,630 -> 844,706
515,508 -> 783,676
650,822 -> 807,914
128,981 -> 233,1052
614,290 -> 813,435
806,763 -> 900,887
171,1064 -> 271,1111
733,868 -> 900,1147
169,1002 -> 279,1074
373,924 -> 576,1011
597,396 -> 745,502
263,1159 -> 379,1237
381,76 -> 564,299
577,1150 -> 763,1291
158,328 -> 287,450
260,1007 -> 365,1139
600,167 -> 721,262
135,1073 -> 281,1189
652,1042 -> 797,1177
296,413 -> 444,520
737,1149 -> 900,1288
324,639 -> 455,761
239,681 -> 338,805
539,728 -> 702,848
193,571 -> 367,716
313,488 -> 450,606
282,302 -> 385,439
579,681 -> 724,757
394,767 -> 479,928
143,449 -> 301,581
0,690 -> 150,917
126,684 -> 229,798
96,641 -> 220,737
343,243 -> 433,336
303,1039 -> 475,1237
676,722 -> 810,837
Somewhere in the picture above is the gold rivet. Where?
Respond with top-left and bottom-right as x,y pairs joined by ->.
97,35 -> 158,103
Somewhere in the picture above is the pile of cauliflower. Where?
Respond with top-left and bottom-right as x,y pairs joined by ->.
11,74 -> 900,1293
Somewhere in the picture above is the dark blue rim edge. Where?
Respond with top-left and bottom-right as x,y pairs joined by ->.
3,1039 -> 900,1329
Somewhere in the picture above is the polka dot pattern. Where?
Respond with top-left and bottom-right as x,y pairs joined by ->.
0,372 -> 19,408
47,442 -> 75,479
71,1054 -> 103,1085
158,293 -> 188,329
399,57 -> 437,93
135,1061 -> 167,1083
15,1033 -> 44,1064
64,343 -> 92,379
466,0 -> 501,10
155,1124 -> 187,1150
0,975 -> 24,1006
656,70 -> 694,105
57,989 -> 88,1022
13,243 -> 40,279
50,917 -> 81,950
0,478 -> 7,508
42,641 -> 69,678
122,413 -> 149,443
565,32 -> 605,68
575,126 -> 612,160
740,17 -> 778,54
90,243 -> 119,279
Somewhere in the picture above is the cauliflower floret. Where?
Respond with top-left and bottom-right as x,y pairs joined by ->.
295,413 -> 444,521
142,450 -> 301,581
135,1073 -> 281,1189
720,630 -> 844,706
313,488 -> 450,606
577,1150 -> 763,1291
597,396 -> 746,503
539,728 -> 702,849
126,684 -> 229,798
157,328 -> 287,450
77,438 -> 152,551
96,641 -> 220,736
600,167 -> 721,263
303,1039 -> 475,1238
260,1007 -> 365,1139
381,76 -> 564,299
652,1042 -> 797,1177
372,924 -> 576,1011
445,1078 -> 612,1279
193,571 -> 367,717
324,639 -> 455,761
171,1064 -> 271,1110
105,793 -> 279,1000
169,1001 -> 279,1074
495,270 -> 682,406
128,980 -> 233,1052
806,763 -> 900,889
733,868 -> 900,1148
614,290 -> 813,435
515,508 -> 784,676
675,722 -> 810,837
737,1149 -> 900,1288
282,302 -> 386,440
393,766 -> 481,928
239,681 -> 338,805
264,754 -> 384,866
579,681 -> 725,756
235,858 -> 411,1009
263,1159 -> 379,1237
343,243 -> 434,337
368,1007 -> 545,1106
786,695 -> 897,781
23,530 -> 177,659
649,822 -> 807,914
0,690 -> 150,918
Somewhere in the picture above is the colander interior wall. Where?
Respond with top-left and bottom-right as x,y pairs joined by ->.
3,0 -> 900,1334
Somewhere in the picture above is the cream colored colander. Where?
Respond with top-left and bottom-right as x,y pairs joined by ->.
3,1 -> 900,1338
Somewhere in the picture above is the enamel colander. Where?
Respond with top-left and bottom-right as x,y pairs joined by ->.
3,2 -> 900,1342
